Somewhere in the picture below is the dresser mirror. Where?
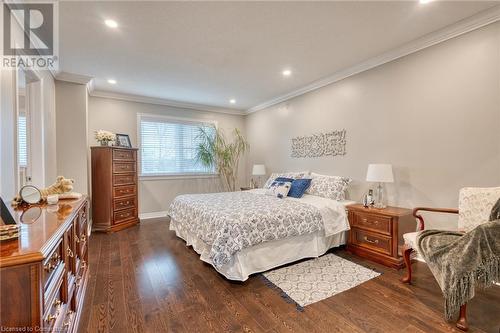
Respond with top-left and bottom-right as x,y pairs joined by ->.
19,185 -> 42,204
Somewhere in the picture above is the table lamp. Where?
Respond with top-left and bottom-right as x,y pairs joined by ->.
252,164 -> 266,188
366,164 -> 394,208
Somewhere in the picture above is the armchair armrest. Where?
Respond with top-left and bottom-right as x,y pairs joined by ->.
412,207 -> 459,231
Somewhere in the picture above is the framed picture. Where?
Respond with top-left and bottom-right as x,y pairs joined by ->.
115,134 -> 132,148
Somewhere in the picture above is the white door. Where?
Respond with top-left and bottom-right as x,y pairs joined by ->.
16,68 -> 42,190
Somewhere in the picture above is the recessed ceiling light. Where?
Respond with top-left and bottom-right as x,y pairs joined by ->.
104,19 -> 118,28
419,0 -> 432,4
229,99 -> 236,104
282,69 -> 292,77
107,79 -> 117,84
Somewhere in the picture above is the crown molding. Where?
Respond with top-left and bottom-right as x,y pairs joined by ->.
247,5 -> 500,114
55,71 -> 94,85
89,90 -> 246,116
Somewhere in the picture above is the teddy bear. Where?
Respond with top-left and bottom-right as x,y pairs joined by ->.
39,176 -> 74,198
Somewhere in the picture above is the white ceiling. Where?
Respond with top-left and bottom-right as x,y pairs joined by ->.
59,1 -> 499,112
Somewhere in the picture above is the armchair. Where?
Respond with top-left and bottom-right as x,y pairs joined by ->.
401,187 -> 500,331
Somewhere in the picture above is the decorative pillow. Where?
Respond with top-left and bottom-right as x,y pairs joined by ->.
458,187 -> 500,232
263,171 -> 309,189
266,180 -> 292,199
287,178 -> 312,198
274,177 -> 294,183
306,173 -> 351,201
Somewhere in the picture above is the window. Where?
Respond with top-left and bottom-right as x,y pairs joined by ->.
139,115 -> 216,176
18,114 -> 27,167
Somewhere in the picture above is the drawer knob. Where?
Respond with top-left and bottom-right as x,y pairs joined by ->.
54,299 -> 62,307
67,248 -> 74,258
364,236 -> 379,244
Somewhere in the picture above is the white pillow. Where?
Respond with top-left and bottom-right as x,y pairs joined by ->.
266,180 -> 292,199
306,173 -> 351,201
263,171 -> 309,189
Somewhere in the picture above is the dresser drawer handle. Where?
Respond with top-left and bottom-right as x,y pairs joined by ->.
53,299 -> 62,308
67,248 -> 74,258
63,311 -> 75,328
46,311 -> 59,322
362,218 -> 379,225
81,260 -> 87,269
363,236 -> 379,244
44,262 -> 55,272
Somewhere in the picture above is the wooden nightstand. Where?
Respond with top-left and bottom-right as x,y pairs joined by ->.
346,204 -> 415,268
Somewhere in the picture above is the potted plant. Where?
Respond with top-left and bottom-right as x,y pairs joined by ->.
196,127 -> 249,192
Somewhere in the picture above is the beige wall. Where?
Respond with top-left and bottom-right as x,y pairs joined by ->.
245,22 -> 500,229
88,96 -> 246,214
55,80 -> 89,194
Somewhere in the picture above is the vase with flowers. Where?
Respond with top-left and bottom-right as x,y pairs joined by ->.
95,130 -> 116,146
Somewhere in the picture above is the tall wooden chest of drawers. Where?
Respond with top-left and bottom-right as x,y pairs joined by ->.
91,146 -> 139,232
0,197 -> 89,332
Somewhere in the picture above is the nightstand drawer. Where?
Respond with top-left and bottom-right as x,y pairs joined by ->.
351,228 -> 392,256
352,212 -> 392,235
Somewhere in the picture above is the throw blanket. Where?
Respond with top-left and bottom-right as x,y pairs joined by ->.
417,200 -> 500,320
168,191 -> 323,269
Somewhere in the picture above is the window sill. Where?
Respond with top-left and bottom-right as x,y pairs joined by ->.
139,174 -> 219,181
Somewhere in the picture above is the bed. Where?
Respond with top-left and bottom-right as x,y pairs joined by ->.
168,188 -> 353,281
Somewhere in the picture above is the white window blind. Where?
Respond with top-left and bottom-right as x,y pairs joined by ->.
139,115 -> 216,176
18,115 -> 27,167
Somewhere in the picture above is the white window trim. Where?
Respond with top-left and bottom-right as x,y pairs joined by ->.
137,113 -> 219,179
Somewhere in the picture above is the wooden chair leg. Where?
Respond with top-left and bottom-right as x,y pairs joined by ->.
456,303 -> 468,331
401,245 -> 413,284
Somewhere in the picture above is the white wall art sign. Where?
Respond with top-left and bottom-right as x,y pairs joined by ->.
291,129 -> 346,158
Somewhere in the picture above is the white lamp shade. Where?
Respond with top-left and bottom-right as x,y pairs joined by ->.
252,164 -> 266,176
366,164 -> 394,183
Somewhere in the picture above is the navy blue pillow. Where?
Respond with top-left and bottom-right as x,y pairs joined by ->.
287,178 -> 312,198
274,177 -> 294,183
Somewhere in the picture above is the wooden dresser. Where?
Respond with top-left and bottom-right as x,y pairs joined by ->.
0,197 -> 89,332
91,146 -> 139,232
346,204 -> 415,268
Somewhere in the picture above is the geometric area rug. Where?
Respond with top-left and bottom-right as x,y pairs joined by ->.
261,254 -> 380,308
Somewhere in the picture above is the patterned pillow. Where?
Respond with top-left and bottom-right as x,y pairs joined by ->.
266,180 -> 292,199
263,171 -> 309,189
305,173 -> 351,201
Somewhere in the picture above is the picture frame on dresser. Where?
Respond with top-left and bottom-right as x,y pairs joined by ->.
91,146 -> 139,232
115,133 -> 132,148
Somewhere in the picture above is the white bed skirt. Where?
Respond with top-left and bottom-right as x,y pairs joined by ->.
169,219 -> 346,281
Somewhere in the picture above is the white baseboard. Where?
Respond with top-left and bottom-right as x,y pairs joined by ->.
139,211 -> 168,220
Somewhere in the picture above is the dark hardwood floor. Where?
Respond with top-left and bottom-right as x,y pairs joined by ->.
78,218 -> 500,333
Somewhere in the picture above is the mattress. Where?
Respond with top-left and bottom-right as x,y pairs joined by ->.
168,189 -> 353,280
